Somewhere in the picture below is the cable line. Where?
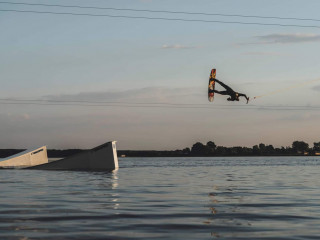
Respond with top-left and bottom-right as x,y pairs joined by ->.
1,99 -> 320,111
1,1 -> 320,23
1,9 -> 320,29
0,101 -> 254,109
0,98 -> 213,106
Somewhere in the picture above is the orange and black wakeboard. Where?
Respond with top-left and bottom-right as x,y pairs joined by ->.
208,69 -> 216,102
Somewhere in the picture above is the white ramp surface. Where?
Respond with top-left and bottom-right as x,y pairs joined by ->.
0,146 -> 48,169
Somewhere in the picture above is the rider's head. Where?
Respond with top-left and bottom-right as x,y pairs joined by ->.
235,93 -> 239,101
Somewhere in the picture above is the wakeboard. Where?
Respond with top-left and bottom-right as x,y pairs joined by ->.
208,69 -> 216,102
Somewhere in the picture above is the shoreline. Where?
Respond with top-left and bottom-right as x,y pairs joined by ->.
1,149 -> 319,159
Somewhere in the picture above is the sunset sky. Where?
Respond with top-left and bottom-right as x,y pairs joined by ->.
1,0 -> 320,150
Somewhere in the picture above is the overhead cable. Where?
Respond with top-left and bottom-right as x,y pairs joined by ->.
0,99 -> 319,111
1,9 -> 320,29
1,1 -> 320,23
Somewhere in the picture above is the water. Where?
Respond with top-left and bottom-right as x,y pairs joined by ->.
1,157 -> 320,240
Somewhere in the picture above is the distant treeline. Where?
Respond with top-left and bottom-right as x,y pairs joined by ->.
118,141 -> 320,157
1,141 -> 319,158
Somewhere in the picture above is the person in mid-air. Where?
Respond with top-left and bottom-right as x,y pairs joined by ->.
210,78 -> 250,104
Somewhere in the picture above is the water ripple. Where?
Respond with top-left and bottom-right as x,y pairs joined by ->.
0,157 -> 320,239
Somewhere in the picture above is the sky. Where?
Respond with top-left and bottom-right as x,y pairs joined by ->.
1,0 -> 320,150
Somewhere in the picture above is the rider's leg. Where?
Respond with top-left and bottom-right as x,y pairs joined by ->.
213,90 -> 229,95
214,79 -> 234,92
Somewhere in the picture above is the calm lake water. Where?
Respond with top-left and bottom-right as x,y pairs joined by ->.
1,157 -> 320,240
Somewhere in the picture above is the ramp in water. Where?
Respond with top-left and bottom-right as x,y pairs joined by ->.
27,141 -> 118,171
0,146 -> 48,169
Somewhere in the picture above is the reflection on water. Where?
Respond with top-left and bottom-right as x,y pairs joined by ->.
0,157 -> 320,239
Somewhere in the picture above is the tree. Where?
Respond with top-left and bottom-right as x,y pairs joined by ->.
215,146 -> 227,155
256,143 -> 267,155
259,143 -> 266,152
206,141 -> 216,155
280,146 -> 287,155
252,145 -> 260,155
230,147 -> 244,155
182,148 -> 191,155
265,145 -> 275,155
191,142 -> 208,156
313,142 -> 320,152
292,141 -> 309,153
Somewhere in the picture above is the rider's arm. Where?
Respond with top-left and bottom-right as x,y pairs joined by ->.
214,78 -> 221,84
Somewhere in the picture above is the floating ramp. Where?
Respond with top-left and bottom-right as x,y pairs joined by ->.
27,141 -> 118,171
0,146 -> 48,169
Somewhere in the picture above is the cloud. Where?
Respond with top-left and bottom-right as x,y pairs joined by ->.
242,51 -> 288,56
255,33 -> 320,44
43,87 -> 203,103
313,85 -> 320,91
4,113 -> 31,121
277,112 -> 320,121
23,114 -> 30,120
161,44 -> 200,49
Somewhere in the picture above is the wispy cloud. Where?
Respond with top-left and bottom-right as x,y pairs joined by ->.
277,112 -> 320,121
255,33 -> 320,44
161,44 -> 200,49
242,51 -> 288,56
44,87 -> 203,103
313,85 -> 320,91
3,113 -> 31,121
23,114 -> 30,120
